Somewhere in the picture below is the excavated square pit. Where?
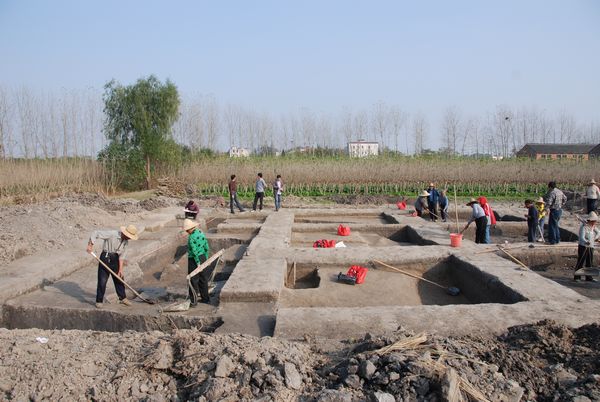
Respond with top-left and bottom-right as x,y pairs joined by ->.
279,256 -> 526,308
291,225 -> 436,247
448,221 -> 578,244
498,245 -> 600,300
294,213 -> 394,225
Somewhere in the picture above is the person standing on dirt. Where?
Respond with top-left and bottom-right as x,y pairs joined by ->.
524,200 -> 539,243
584,179 -> 600,214
414,191 -> 429,217
535,197 -> 546,242
183,219 -> 211,305
184,200 -> 199,220
462,199 -> 487,244
574,212 -> 600,282
228,175 -> 245,214
439,190 -> 449,222
252,172 -> 266,211
273,174 -> 283,211
86,225 -> 139,308
478,196 -> 496,244
426,183 -> 439,221
544,181 -> 567,245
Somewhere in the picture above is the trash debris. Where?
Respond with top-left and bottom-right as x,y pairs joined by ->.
334,241 -> 346,248
35,337 -> 48,344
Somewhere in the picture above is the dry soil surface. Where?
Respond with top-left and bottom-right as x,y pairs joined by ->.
0,320 -> 598,401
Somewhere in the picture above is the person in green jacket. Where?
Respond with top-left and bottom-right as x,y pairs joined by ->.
183,219 -> 211,305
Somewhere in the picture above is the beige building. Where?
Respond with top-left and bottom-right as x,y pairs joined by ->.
348,140 -> 379,158
229,147 -> 250,158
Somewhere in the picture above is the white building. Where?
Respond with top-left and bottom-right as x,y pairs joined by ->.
348,140 -> 379,158
229,147 -> 250,158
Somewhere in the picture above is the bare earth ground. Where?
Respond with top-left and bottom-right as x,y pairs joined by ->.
1,193 -> 600,401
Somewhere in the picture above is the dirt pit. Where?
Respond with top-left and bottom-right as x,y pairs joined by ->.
280,257 -> 525,308
291,226 -> 434,247
501,246 -> 600,299
294,213 -> 392,225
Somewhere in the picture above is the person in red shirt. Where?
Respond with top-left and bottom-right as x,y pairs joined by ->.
478,196 -> 496,244
228,174 -> 245,214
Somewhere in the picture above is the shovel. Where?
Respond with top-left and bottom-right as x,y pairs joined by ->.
373,259 -> 461,296
90,252 -> 156,304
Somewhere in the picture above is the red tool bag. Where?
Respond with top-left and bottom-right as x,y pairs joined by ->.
313,239 -> 336,248
396,201 -> 407,210
337,224 -> 351,236
346,265 -> 368,284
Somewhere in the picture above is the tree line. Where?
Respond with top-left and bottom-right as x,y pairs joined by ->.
1,83 -> 599,160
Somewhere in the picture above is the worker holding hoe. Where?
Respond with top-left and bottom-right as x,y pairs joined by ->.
86,224 -> 139,308
574,212 -> 600,282
183,218 -> 211,305
462,198 -> 487,244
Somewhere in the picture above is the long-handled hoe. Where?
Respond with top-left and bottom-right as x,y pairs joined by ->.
90,251 -> 156,304
373,259 -> 461,296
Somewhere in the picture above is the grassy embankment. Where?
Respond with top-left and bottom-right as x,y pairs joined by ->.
1,156 -> 597,203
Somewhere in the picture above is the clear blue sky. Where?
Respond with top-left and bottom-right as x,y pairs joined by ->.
1,0 -> 599,124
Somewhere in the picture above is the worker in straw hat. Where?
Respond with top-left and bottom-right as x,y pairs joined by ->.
574,211 -> 600,282
414,190 -> 430,217
461,198 -> 487,244
535,197 -> 546,242
585,179 -> 600,214
183,218 -> 211,305
86,224 -> 139,308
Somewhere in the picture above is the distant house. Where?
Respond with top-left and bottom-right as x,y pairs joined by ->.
229,147 -> 250,158
348,140 -> 379,158
516,143 -> 600,160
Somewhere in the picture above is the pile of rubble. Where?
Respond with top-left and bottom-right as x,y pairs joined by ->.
1,320 -> 598,401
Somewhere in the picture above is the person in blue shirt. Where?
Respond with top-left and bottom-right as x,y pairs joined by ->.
427,183 -> 440,222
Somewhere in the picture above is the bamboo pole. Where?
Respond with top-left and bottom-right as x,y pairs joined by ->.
453,184 -> 460,233
496,245 -> 529,270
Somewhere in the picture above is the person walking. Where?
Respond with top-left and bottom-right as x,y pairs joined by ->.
86,224 -> 139,308
426,183 -> 440,222
462,198 -> 487,244
228,174 -> 245,214
524,199 -> 539,243
414,191 -> 429,217
535,197 -> 546,242
478,196 -> 496,244
183,219 -> 211,305
585,179 -> 600,214
273,174 -> 283,211
574,212 -> 600,282
544,181 -> 567,245
439,190 -> 449,222
252,172 -> 266,211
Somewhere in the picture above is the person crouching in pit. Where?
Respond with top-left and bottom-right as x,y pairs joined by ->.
574,212 -> 600,282
183,219 -> 211,305
86,224 -> 139,308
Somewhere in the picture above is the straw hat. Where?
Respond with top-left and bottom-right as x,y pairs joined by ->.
466,198 -> 478,206
120,224 -> 139,240
589,179 -> 597,185
183,219 -> 199,232
587,212 -> 598,222
419,190 -> 430,197
428,182 -> 434,187
535,197 -> 545,204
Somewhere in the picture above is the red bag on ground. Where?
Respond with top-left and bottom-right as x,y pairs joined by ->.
346,265 -> 368,284
313,239 -> 337,248
337,224 -> 351,236
396,201 -> 407,210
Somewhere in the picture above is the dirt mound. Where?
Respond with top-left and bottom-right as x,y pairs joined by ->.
328,194 -> 399,205
0,193 -> 178,267
2,321 -> 598,401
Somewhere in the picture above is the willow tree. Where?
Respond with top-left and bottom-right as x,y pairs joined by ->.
102,75 -> 180,189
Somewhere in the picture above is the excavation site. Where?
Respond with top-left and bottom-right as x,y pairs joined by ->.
1,196 -> 600,401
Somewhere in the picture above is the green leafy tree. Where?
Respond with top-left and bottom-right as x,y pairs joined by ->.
101,75 -> 180,189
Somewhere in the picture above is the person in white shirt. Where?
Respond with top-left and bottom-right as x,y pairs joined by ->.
585,179 -> 600,214
574,212 -> 600,282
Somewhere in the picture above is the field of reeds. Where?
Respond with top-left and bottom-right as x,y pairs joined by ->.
1,156 -> 599,202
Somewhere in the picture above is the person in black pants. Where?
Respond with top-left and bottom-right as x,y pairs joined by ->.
252,172 -> 266,211
426,183 -> 440,221
462,198 -> 487,244
574,212 -> 600,282
524,199 -> 539,243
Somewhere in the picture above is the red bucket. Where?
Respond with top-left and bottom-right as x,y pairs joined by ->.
450,233 -> 462,248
